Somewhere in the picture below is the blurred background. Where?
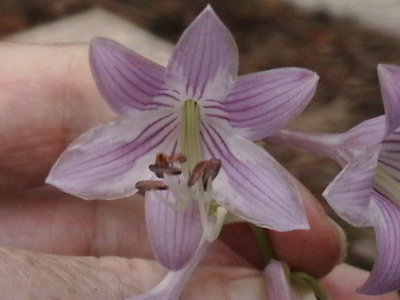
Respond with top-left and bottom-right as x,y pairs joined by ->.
1,0 -> 399,273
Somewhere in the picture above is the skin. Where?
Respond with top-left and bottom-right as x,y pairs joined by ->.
0,42 -> 397,299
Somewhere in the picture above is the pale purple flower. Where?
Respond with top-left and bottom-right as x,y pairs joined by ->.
268,64 -> 400,294
264,260 -> 297,300
46,5 -> 317,295
263,260 -> 318,300
126,236 -> 211,300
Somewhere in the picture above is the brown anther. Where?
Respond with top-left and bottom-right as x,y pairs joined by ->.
188,159 -> 222,190
155,153 -> 170,167
149,164 -> 182,178
135,180 -> 168,195
169,153 -> 187,164
150,153 -> 186,178
202,159 -> 222,184
188,161 -> 207,187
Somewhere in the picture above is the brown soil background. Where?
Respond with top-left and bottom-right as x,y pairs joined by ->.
2,0 -> 399,271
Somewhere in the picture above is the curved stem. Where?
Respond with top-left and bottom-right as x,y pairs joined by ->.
250,224 -> 275,265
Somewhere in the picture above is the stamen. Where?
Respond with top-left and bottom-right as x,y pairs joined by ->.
201,159 -> 221,188
169,153 -> 187,164
149,164 -> 182,177
164,175 -> 191,211
212,207 -> 228,239
135,180 -> 168,195
150,189 -> 185,211
198,197 -> 227,241
188,161 -> 207,187
144,151 -> 226,238
150,153 -> 186,178
187,159 -> 222,190
155,153 -> 170,167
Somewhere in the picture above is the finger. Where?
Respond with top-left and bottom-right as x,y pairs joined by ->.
0,244 -> 262,300
322,264 -> 400,300
0,43 -> 114,193
0,186 -> 151,257
220,179 -> 346,277
0,186 -> 252,268
1,244 -> 394,300
0,173 -> 344,276
269,180 -> 346,277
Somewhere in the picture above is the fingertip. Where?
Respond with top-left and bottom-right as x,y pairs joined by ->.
269,179 -> 346,277
322,264 -> 400,300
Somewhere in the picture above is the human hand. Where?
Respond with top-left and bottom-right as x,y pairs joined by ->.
0,42 -> 397,299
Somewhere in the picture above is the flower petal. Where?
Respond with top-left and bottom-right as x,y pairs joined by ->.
145,190 -> 203,270
201,123 -> 308,231
225,68 -> 318,140
165,6 -> 238,101
378,128 -> 400,177
263,260 -> 296,300
267,130 -> 346,165
127,237 -> 210,300
90,38 -> 169,114
341,116 -> 386,150
46,111 -> 178,200
378,64 -> 400,135
358,192 -> 400,294
268,116 -> 385,166
323,150 -> 379,227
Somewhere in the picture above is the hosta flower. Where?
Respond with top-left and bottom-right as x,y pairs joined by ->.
128,234 -> 211,300
47,4 -> 316,287
263,260 -> 319,300
264,260 -> 298,300
268,64 -> 400,295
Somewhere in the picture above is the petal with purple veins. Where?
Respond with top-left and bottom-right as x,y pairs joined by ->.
341,116 -> 386,150
127,237 -> 210,300
145,189 -> 203,270
267,130 -> 347,166
377,64 -> 400,135
263,260 -> 296,300
165,6 -> 238,101
358,192 -> 400,294
225,68 -> 318,140
90,38 -> 170,114
323,149 -> 379,227
267,116 -> 385,167
201,123 -> 308,231
378,129 -> 400,176
46,110 -> 179,200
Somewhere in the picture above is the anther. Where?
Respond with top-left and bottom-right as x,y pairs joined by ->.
188,161 -> 207,187
149,164 -> 182,177
155,153 -> 169,167
169,153 -> 187,164
202,159 -> 221,184
150,153 -> 187,178
188,159 -> 222,190
135,180 -> 168,195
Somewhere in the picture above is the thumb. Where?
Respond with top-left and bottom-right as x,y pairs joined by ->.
0,244 -> 265,300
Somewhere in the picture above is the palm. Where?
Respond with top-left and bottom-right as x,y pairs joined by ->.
0,42 -> 396,300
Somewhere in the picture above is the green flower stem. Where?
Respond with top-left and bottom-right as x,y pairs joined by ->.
250,224 -> 275,264
182,100 -> 203,172
291,272 -> 331,300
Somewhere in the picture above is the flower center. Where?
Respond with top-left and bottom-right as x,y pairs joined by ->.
181,99 -> 203,173
138,100 -> 227,241
180,100 -> 227,240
